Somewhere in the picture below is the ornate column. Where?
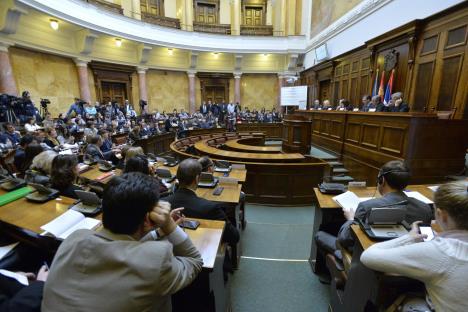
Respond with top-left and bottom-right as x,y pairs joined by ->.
277,74 -> 285,111
231,0 -> 241,35
234,72 -> 242,104
185,0 -> 194,31
137,67 -> 148,113
187,70 -> 196,114
74,59 -> 92,104
0,43 -> 18,95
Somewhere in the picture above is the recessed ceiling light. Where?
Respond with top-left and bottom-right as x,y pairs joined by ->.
115,38 -> 122,47
262,53 -> 268,57
213,52 -> 219,58
168,48 -> 173,56
50,19 -> 59,30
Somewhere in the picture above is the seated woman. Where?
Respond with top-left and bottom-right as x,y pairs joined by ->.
124,155 -> 168,194
49,155 -> 83,199
24,117 -> 40,133
43,128 -> 60,149
26,150 -> 58,185
361,181 -> 468,312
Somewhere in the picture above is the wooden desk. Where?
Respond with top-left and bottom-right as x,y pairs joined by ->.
195,184 -> 242,204
309,184 -> 436,272
155,162 -> 247,183
0,196 -> 76,234
185,218 -> 224,270
224,138 -> 282,153
79,166 -> 122,184
194,140 -> 305,162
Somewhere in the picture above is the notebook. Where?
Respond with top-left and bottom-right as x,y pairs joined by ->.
332,191 -> 373,213
41,210 -> 101,240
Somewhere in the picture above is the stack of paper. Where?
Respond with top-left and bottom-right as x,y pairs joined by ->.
404,191 -> 434,204
41,210 -> 101,240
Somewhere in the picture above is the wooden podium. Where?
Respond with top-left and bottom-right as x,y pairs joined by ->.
282,115 -> 311,154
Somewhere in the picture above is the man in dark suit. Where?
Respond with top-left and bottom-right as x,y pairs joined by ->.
387,92 -> 410,112
337,160 -> 433,250
315,160 -> 433,259
165,159 -> 240,246
199,101 -> 211,115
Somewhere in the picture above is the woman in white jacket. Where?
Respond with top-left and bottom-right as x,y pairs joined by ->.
361,181 -> 468,312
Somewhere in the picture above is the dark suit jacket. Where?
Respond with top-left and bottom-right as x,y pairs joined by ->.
0,275 -> 44,312
85,144 -> 105,161
165,188 -> 240,245
337,191 -> 433,250
388,102 -> 410,112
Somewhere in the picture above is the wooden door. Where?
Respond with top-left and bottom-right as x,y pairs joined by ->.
204,86 -> 226,103
196,3 -> 217,24
101,82 -> 127,105
244,7 -> 263,26
319,80 -> 331,102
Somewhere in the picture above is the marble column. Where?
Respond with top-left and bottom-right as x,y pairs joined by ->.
187,71 -> 196,114
74,59 -> 91,104
0,43 -> 18,95
137,67 -> 148,114
185,0 -> 194,31
277,74 -> 285,112
234,73 -> 241,104
231,0 -> 241,35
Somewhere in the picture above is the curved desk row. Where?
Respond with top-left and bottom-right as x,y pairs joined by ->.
194,140 -> 304,162
224,138 -> 282,153
170,133 -> 329,205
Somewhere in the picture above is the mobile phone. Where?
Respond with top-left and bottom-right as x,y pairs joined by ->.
181,220 -> 200,230
419,224 -> 435,242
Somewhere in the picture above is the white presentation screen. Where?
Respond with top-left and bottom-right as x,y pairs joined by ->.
281,86 -> 308,109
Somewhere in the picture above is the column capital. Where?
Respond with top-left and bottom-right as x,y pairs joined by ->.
137,67 -> 148,74
0,42 -> 11,53
234,72 -> 242,79
74,58 -> 90,67
187,70 -> 197,78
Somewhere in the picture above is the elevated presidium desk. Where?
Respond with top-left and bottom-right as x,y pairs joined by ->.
284,111 -> 468,184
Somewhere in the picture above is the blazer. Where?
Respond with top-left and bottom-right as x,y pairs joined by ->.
337,191 -> 433,250
42,228 -> 203,312
0,276 -> 44,312
85,144 -> 105,161
165,188 -> 240,245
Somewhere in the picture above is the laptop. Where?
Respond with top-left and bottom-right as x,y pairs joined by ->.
360,205 -> 409,240
0,176 -> 26,191
155,168 -> 176,183
70,190 -> 102,216
25,183 -> 59,203
213,160 -> 232,173
197,172 -> 219,188
163,156 -> 179,167
98,160 -> 114,172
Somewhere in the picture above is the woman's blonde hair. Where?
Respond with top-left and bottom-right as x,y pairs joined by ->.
124,147 -> 144,162
31,150 -> 58,175
434,181 -> 468,230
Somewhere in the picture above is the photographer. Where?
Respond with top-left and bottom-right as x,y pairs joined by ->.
66,98 -> 85,118
19,91 -> 41,123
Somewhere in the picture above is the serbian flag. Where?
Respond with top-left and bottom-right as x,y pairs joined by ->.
383,69 -> 395,105
372,69 -> 379,96
378,70 -> 385,98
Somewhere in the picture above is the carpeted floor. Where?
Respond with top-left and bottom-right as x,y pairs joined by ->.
230,204 -> 329,312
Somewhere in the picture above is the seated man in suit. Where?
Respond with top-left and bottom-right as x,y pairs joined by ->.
85,135 -> 114,161
165,159 -> 240,246
387,92 -> 410,112
360,95 -> 373,112
373,95 -> 386,112
337,160 -> 433,250
42,172 -> 203,312
315,160 -> 433,260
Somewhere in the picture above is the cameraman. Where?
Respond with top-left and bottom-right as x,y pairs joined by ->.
19,91 -> 41,123
66,98 -> 85,118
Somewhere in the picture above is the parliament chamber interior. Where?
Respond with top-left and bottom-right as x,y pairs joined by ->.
0,0 -> 468,311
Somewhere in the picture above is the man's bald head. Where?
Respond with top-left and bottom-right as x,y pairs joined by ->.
177,158 -> 202,187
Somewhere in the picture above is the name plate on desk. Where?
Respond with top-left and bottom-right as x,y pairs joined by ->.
368,108 -> 376,112
348,181 -> 367,188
